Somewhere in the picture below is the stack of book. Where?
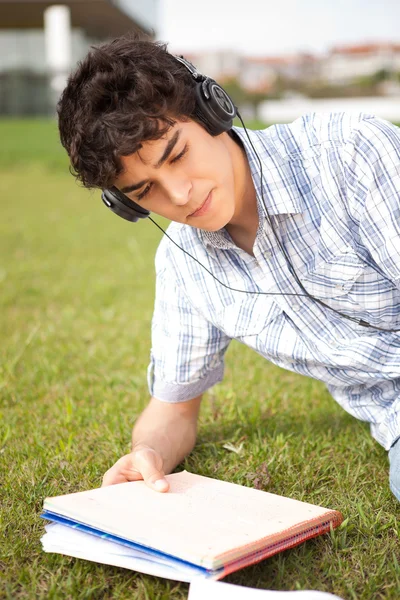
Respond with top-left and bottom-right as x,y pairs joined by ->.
41,470 -> 343,584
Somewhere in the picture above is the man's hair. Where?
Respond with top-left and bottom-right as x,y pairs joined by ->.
57,34 -> 199,189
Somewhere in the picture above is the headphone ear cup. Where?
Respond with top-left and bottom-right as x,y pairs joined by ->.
194,79 -> 237,136
102,188 -> 150,223
103,197 -> 141,222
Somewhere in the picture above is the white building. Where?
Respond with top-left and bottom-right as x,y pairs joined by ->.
0,0 -> 159,115
239,56 -> 282,92
178,50 -> 242,83
239,55 -> 317,92
322,43 -> 400,84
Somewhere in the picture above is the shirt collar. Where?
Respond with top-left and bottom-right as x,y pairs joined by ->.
198,125 -> 304,251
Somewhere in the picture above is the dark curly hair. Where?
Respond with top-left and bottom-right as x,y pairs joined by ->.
57,34 -> 199,189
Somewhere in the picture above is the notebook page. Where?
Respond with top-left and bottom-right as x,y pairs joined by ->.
44,471 -> 340,569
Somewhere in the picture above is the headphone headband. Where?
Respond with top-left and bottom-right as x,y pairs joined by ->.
174,55 -> 202,80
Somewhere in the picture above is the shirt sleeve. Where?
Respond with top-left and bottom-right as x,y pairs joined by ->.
346,116 -> 400,285
147,264 -> 232,403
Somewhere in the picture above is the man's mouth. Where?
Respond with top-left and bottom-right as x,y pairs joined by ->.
188,191 -> 213,218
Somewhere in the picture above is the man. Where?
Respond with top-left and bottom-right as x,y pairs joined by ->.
58,35 -> 400,501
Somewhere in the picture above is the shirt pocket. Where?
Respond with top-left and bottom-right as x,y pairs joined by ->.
299,245 -> 400,334
299,246 -> 365,299
214,296 -> 283,339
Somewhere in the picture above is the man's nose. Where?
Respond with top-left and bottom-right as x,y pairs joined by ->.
163,174 -> 192,206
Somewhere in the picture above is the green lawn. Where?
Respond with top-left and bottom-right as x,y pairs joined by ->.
1,119 -> 399,600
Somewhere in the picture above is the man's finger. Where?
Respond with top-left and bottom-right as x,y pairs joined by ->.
102,454 -> 136,486
101,450 -> 170,491
134,450 -> 169,492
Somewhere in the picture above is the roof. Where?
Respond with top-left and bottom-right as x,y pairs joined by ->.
0,0 -> 153,38
330,43 -> 400,56
244,54 -> 317,66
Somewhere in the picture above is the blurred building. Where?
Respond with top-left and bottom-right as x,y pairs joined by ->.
240,54 -> 318,93
0,0 -> 158,115
184,43 -> 400,94
322,43 -> 400,84
182,50 -> 320,93
182,50 -> 242,83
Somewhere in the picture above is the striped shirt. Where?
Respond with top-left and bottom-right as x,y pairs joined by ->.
147,112 -> 400,450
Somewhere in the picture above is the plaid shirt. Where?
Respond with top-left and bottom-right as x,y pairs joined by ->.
147,112 -> 400,450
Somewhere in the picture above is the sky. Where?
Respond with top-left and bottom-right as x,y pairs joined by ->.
158,0 -> 400,57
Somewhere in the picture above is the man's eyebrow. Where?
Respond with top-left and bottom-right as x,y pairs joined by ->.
154,129 -> 181,168
120,130 -> 181,195
120,179 -> 148,194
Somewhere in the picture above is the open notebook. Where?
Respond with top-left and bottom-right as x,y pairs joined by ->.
41,470 -> 343,582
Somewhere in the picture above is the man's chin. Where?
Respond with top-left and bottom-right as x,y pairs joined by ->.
191,221 -> 228,232
192,213 -> 232,233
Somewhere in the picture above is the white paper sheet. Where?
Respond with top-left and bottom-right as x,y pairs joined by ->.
41,523 -> 212,583
42,525 -> 344,594
188,579 -> 344,599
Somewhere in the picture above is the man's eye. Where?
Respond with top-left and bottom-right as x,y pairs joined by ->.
170,144 -> 189,164
135,145 -> 189,201
136,183 -> 152,201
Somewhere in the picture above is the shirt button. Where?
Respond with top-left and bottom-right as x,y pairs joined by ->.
264,251 -> 272,260
292,304 -> 301,312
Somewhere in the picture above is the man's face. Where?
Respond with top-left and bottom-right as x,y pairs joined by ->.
114,119 -> 238,231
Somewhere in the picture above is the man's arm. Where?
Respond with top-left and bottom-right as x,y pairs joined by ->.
102,236 -> 230,491
102,394 -> 202,491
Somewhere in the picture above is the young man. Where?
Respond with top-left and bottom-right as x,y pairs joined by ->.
58,35 -> 400,501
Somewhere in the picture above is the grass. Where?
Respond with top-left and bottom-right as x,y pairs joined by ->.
1,118 -> 400,600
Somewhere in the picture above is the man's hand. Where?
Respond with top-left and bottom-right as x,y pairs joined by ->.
102,445 -> 169,492
102,394 -> 202,492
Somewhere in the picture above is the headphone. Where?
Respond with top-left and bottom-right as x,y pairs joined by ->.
101,55 -> 237,223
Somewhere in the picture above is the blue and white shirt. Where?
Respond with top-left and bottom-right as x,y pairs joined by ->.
147,112 -> 400,450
